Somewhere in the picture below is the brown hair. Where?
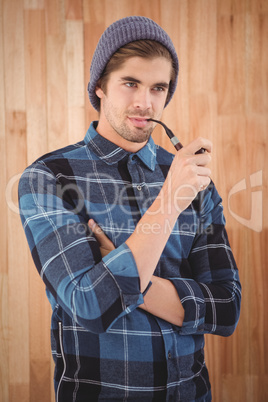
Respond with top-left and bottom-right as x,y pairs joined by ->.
97,40 -> 176,106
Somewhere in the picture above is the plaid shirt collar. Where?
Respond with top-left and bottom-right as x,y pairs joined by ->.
84,121 -> 157,171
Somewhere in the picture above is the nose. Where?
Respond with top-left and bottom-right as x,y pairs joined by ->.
133,88 -> 152,110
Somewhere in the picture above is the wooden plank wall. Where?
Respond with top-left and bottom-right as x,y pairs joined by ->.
0,0 -> 267,401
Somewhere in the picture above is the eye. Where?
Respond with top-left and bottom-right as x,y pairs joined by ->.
125,82 -> 137,88
153,86 -> 166,92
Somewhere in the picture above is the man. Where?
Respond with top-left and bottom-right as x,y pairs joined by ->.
19,16 -> 241,401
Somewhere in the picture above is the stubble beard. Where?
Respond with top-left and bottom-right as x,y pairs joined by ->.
102,97 -> 154,144
115,121 -> 153,144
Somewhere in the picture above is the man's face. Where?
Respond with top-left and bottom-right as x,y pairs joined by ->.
95,56 -> 172,151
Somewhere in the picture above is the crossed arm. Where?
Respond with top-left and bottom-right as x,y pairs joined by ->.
88,219 -> 185,326
87,137 -> 213,327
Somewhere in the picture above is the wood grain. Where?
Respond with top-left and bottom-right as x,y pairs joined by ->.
1,0 -> 267,401
24,9 -> 47,163
66,19 -> 85,143
65,0 -> 82,20
0,2 -> 8,398
6,111 -> 30,402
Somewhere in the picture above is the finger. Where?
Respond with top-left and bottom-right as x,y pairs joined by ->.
88,219 -> 102,236
199,178 -> 211,192
192,152 -> 212,167
174,151 -> 211,170
196,166 -> 211,177
183,137 -> 212,155
88,219 -> 115,250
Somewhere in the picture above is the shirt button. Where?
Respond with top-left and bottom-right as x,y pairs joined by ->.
168,352 -> 172,359
136,185 -> 142,191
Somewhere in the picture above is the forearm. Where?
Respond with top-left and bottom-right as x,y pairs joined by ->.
126,138 -> 212,292
125,193 -> 179,292
139,276 -> 185,326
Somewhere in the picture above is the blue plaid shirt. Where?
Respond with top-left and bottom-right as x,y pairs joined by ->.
19,121 -> 241,401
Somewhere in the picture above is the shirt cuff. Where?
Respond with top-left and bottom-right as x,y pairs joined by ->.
170,278 -> 206,334
102,243 -> 144,309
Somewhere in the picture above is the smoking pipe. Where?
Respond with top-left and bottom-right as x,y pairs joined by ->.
148,119 -> 205,154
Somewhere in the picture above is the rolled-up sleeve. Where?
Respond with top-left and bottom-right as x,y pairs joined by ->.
169,184 -> 242,336
19,162 -> 144,334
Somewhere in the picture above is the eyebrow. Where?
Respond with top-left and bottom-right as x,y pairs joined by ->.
120,76 -> 170,89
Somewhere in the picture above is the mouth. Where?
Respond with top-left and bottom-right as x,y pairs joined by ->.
127,116 -> 152,128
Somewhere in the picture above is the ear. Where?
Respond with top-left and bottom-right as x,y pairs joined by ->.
95,85 -> 104,99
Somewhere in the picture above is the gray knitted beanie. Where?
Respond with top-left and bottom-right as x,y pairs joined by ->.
87,16 -> 179,111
